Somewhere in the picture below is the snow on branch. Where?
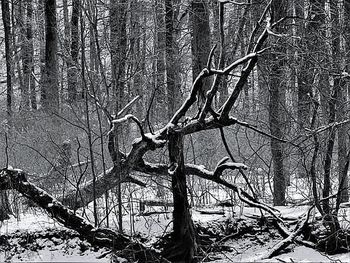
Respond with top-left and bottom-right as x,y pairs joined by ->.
0,168 -> 129,249
218,0 -> 252,5
214,157 -> 248,177
260,205 -> 315,259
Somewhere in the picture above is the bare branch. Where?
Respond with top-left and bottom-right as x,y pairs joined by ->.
220,26 -> 269,118
112,114 -> 145,138
206,44 -> 217,70
235,118 -> 299,147
214,158 -> 248,177
116,95 -> 140,118
218,0 -> 252,5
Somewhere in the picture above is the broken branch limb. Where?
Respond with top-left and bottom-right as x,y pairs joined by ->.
112,114 -> 145,139
0,168 -> 129,249
261,205 -> 314,259
61,167 -> 145,209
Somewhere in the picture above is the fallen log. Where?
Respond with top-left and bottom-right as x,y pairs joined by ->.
0,168 -> 165,262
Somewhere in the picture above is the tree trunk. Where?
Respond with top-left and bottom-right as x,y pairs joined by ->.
110,0 -> 128,232
165,0 -> 179,119
164,129 -> 197,262
337,0 -> 349,203
1,0 -> 13,123
269,0 -> 287,206
190,0 -> 211,109
41,0 -> 59,113
0,191 -> 11,221
22,0 -> 36,111
154,0 -> 167,124
67,0 -> 79,102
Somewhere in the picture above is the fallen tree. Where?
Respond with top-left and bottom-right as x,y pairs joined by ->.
2,1 -> 346,262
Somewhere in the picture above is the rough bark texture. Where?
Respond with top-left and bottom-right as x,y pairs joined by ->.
164,129 -> 197,262
191,0 -> 211,108
164,0 -> 177,119
41,0 -> 59,113
154,0 -> 167,124
0,191 -> 11,221
336,0 -> 349,203
269,0 -> 287,206
67,0 -> 79,102
1,0 -> 13,121
0,168 -> 131,249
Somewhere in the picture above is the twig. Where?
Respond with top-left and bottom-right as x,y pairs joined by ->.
219,127 -> 256,197
116,95 -> 140,118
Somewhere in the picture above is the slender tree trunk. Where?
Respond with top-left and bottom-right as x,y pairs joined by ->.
41,0 -> 59,113
155,0 -> 167,124
38,0 -> 45,96
67,0 -> 79,102
337,0 -> 349,203
19,0 -> 30,112
22,0 -> 36,111
110,0 -> 128,232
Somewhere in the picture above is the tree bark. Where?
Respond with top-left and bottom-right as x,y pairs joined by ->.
22,0 -> 36,111
0,168 -> 129,248
0,191 -> 11,221
268,0 -> 287,206
110,0 -> 128,233
154,0 -> 167,124
164,129 -> 197,262
1,0 -> 13,123
67,0 -> 79,102
190,0 -> 211,109
41,0 -> 59,113
337,0 -> 349,203
165,0 -> 179,119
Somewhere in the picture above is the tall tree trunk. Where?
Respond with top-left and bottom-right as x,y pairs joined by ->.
337,0 -> 349,203
165,0 -> 178,119
154,0 -> 167,124
110,0 -> 128,232
67,0 -> 79,102
190,0 -> 211,109
164,129 -> 197,262
22,0 -> 36,111
1,0 -> 13,124
38,0 -> 45,97
212,0 -> 228,107
297,0 -> 326,179
19,0 -> 30,112
269,0 -> 287,206
41,0 -> 59,113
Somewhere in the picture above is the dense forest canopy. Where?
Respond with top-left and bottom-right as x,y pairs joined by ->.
0,0 -> 350,262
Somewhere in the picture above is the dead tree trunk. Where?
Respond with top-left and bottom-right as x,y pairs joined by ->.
164,128 -> 197,262
0,168 -> 129,248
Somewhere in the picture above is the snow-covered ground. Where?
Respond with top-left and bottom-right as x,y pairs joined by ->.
1,204 -> 349,262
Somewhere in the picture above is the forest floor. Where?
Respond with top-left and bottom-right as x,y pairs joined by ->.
1,204 -> 349,262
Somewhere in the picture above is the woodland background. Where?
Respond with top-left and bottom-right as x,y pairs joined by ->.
0,0 -> 350,262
